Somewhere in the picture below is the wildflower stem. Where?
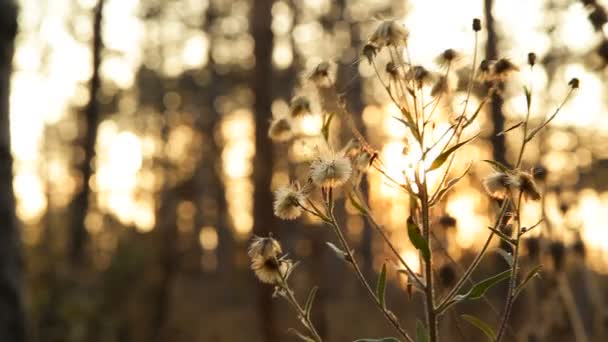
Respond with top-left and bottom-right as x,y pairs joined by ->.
325,195 -> 414,342
495,192 -> 523,341
277,278 -> 323,342
436,199 -> 510,312
352,190 -> 425,289
420,180 -> 438,342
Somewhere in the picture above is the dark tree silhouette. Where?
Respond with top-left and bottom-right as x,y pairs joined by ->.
251,0 -> 280,340
0,0 -> 25,340
484,0 -> 508,166
69,0 -> 105,265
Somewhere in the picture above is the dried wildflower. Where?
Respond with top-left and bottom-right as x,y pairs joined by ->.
268,117 -> 293,142
368,20 -> 409,48
310,148 -> 352,188
251,256 -> 293,284
527,52 -> 537,67
517,171 -> 541,201
290,95 -> 311,117
478,59 -> 495,81
493,58 -> 519,80
438,214 -> 457,229
407,65 -> 433,88
532,165 -> 547,182
435,49 -> 461,68
273,184 -> 306,220
385,61 -> 403,80
362,43 -> 378,64
568,77 -> 579,89
308,61 -> 335,88
472,18 -> 482,32
430,75 -> 451,97
482,171 -> 517,199
248,235 -> 283,260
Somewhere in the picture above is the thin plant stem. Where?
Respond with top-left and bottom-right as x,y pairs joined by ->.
420,180 -> 438,342
277,276 -> 323,342
325,190 -> 415,342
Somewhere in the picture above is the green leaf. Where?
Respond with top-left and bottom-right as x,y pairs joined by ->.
524,86 -> 532,112
454,269 -> 512,301
461,314 -> 497,341
376,263 -> 388,309
304,286 -> 318,320
348,192 -> 368,216
482,159 -> 511,173
497,121 -> 523,136
354,338 -> 400,342
429,134 -> 478,171
415,320 -> 429,342
495,248 -> 514,267
514,265 -> 542,300
407,217 -> 430,262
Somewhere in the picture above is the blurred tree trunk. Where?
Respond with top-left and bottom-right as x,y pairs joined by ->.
0,0 -> 25,340
484,0 -> 507,165
69,0 -> 105,266
250,0 -> 280,341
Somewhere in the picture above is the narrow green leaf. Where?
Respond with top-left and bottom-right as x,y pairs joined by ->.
495,248 -> 514,267
354,338 -> 400,342
462,96 -> 490,128
415,321 -> 429,342
429,134 -> 478,171
376,263 -> 388,309
407,217 -> 430,262
348,192 -> 368,216
454,269 -> 512,301
461,314 -> 497,341
514,265 -> 542,300
497,121 -> 523,136
304,286 -> 318,320
482,159 -> 511,173
524,86 -> 532,112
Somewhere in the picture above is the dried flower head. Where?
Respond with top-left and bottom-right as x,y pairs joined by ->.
532,165 -> 547,182
472,18 -> 482,32
362,43 -> 378,64
385,61 -> 403,80
273,184 -> 306,220
251,255 -> 293,284
527,52 -> 537,67
369,20 -> 409,48
310,148 -> 352,188
438,214 -> 457,229
308,61 -> 335,88
407,65 -> 433,88
290,95 -> 312,117
516,171 -> 541,201
568,77 -> 579,89
478,59 -> 495,81
482,171 -> 518,199
430,75 -> 452,97
435,49 -> 461,68
248,235 -> 283,260
268,117 -> 293,142
493,58 -> 519,80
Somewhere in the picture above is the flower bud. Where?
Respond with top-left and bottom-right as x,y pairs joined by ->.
472,18 -> 481,32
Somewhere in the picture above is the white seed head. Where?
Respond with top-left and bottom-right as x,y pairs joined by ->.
250,256 -> 292,284
290,95 -> 312,117
369,20 -> 409,48
268,117 -> 293,142
248,235 -> 283,260
310,150 -> 352,188
434,49 -> 462,69
515,171 -> 541,201
273,184 -> 306,220
483,172 -> 519,199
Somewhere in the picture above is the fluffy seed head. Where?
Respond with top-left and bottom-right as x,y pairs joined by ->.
362,43 -> 378,64
369,20 -> 409,48
248,235 -> 283,260
407,65 -> 433,88
516,171 -> 541,201
250,256 -> 292,284
435,49 -> 461,68
310,149 -> 352,188
290,96 -> 311,117
493,58 -> 519,80
268,117 -> 293,142
483,172 -> 518,199
385,61 -> 403,80
273,184 -> 306,220
308,61 -> 335,88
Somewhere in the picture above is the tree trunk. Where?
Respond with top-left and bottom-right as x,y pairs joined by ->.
69,0 -> 105,266
250,0 -> 280,341
0,0 -> 26,340
484,0 -> 508,166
